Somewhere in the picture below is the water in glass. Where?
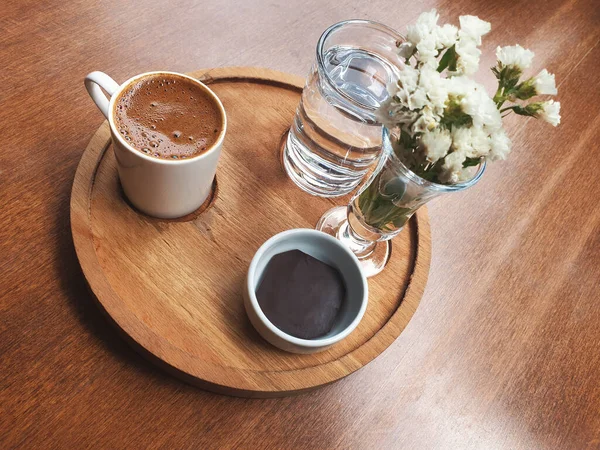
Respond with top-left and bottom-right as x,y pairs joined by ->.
283,20 -> 404,197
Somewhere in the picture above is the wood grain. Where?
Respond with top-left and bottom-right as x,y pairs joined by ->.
70,67 -> 430,396
1,0 -> 599,447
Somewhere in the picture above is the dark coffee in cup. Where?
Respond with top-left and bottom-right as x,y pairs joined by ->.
114,73 -> 224,160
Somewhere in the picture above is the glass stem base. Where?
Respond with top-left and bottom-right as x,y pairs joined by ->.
316,206 -> 390,277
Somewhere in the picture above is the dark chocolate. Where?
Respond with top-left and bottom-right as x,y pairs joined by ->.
256,250 -> 346,340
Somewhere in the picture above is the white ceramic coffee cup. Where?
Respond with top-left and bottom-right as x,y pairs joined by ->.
84,71 -> 227,219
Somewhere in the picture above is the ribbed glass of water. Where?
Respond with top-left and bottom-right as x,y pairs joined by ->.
283,20 -> 405,197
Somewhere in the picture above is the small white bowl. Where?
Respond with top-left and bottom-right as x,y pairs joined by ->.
244,229 -> 368,354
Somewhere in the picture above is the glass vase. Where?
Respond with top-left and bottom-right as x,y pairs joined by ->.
317,127 -> 486,276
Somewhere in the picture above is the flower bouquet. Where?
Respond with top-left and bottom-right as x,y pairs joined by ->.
317,9 -> 561,276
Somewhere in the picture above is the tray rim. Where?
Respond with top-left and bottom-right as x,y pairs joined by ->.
71,66 -> 431,397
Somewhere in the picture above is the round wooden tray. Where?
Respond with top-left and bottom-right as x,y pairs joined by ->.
71,67 -> 431,397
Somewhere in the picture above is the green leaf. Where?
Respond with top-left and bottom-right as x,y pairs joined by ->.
358,174 -> 382,218
503,67 -> 522,90
463,157 -> 482,168
512,105 -> 538,117
391,211 -> 412,229
440,100 -> 473,128
380,177 -> 407,199
448,54 -> 458,72
437,45 -> 457,73
399,129 -> 414,154
513,79 -> 537,100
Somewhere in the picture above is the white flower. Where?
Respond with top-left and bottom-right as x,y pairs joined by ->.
451,15 -> 489,75
405,10 -> 450,67
406,10 -> 439,45
392,66 -> 430,110
397,66 -> 419,91
462,84 -> 502,131
450,126 -> 490,158
469,126 -> 491,157
416,34 -> 439,64
406,23 -> 430,46
411,106 -> 439,134
412,88 -> 429,109
445,78 -> 502,133
537,100 -> 561,126
533,69 -> 557,95
441,150 -> 467,183
489,130 -> 512,160
434,24 -> 458,48
496,45 -> 535,71
419,67 -> 448,113
416,9 -> 439,29
458,15 -> 491,45
421,127 -> 452,163
397,42 -> 415,59
451,126 -> 473,152
377,81 -> 422,128
446,75 -> 477,96
394,88 -> 426,111
455,38 -> 482,75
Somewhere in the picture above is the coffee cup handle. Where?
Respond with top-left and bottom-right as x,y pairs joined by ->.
85,71 -> 120,119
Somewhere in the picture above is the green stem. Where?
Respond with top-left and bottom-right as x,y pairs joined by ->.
358,176 -> 382,221
379,207 -> 411,231
359,180 -> 413,231
493,84 -> 505,107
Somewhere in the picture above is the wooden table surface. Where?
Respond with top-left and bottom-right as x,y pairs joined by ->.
1,0 -> 599,448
